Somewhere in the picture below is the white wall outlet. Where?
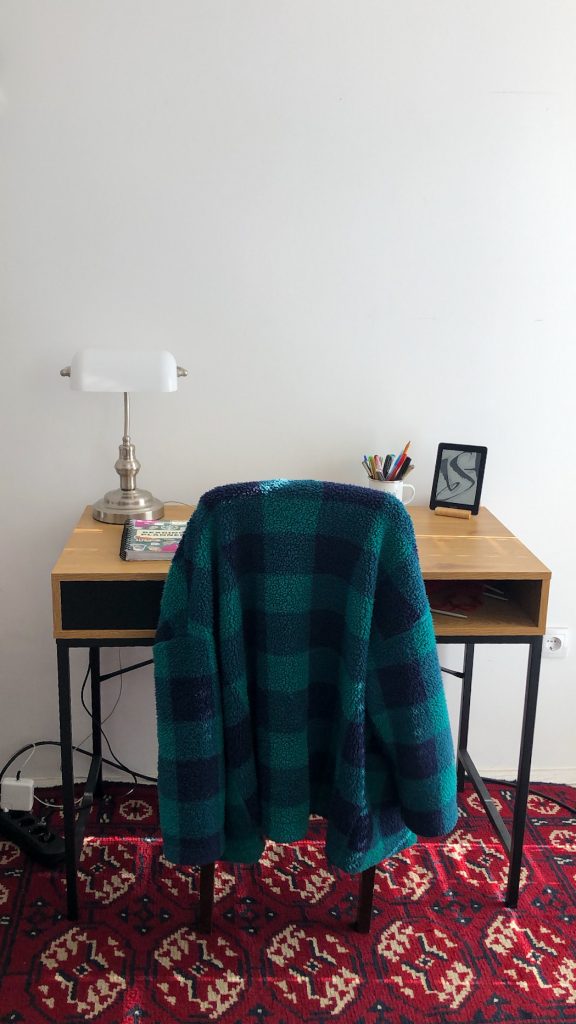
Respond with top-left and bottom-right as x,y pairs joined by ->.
543,628 -> 569,659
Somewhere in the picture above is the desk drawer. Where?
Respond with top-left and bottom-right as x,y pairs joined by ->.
59,580 -> 165,632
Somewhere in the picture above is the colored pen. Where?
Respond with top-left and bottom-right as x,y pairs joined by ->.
389,453 -> 404,478
388,453 -> 407,480
388,441 -> 411,479
362,449 -> 414,482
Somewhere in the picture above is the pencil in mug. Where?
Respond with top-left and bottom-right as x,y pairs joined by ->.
387,441 -> 411,480
388,454 -> 407,480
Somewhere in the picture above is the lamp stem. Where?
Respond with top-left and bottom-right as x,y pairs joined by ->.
123,391 -> 131,443
91,390 -> 164,523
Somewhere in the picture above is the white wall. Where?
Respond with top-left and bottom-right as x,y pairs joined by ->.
1,1 -> 575,787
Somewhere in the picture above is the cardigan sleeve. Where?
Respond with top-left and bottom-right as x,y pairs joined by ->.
153,508 -> 226,865
367,525 -> 458,840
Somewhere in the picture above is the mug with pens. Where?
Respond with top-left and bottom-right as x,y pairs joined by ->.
362,442 -> 415,505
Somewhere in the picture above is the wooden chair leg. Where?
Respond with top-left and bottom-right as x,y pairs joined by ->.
355,865 -> 376,933
198,863 -> 215,934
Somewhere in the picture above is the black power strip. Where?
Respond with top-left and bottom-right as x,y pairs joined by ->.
0,809 -> 65,866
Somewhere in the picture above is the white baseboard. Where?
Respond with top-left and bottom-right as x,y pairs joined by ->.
474,767 -> 576,787
33,769 -> 576,789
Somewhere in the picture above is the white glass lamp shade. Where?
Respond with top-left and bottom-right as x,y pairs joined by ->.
69,349 -> 179,392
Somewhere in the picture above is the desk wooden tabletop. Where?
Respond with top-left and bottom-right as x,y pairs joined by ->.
409,506 -> 550,582
52,504 -> 550,583
51,503 -> 550,639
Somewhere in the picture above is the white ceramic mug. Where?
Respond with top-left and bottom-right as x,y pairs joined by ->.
367,478 -> 415,505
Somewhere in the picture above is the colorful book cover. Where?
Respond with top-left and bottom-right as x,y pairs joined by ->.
120,519 -> 187,561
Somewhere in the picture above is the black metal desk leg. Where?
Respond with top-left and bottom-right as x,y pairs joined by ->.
506,636 -> 543,908
56,641 -> 79,920
457,643 -> 475,792
89,647 -> 103,799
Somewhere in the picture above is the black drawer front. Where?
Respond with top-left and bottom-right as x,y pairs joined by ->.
60,581 -> 165,631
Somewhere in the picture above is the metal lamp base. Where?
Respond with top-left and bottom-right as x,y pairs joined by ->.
92,488 -> 164,525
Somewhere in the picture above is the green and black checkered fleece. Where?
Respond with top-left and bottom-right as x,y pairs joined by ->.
154,479 -> 457,873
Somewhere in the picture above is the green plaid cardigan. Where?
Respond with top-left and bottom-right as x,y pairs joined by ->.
154,480 -> 457,873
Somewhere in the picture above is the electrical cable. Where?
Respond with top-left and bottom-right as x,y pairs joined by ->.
80,667 -> 124,725
98,726 -> 155,784
0,739 -> 154,794
0,654 -> 158,797
14,745 -> 35,780
78,651 -> 157,784
97,650 -> 157,782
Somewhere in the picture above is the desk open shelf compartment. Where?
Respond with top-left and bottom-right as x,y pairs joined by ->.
428,577 -> 548,637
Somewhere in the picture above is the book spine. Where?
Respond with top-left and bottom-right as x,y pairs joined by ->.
119,522 -> 131,560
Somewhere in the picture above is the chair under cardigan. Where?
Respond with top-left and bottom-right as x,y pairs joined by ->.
153,480 -> 458,933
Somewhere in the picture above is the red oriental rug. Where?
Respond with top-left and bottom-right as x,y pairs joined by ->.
1,781 -> 576,1023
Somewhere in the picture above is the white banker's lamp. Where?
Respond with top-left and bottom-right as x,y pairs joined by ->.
60,349 -> 188,524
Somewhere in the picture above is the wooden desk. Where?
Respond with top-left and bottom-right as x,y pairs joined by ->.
52,504 -> 551,919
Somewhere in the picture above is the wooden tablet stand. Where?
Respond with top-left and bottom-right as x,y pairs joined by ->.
434,507 -> 472,520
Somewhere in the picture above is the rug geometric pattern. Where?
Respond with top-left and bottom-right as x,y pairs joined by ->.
1,782 -> 575,1022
